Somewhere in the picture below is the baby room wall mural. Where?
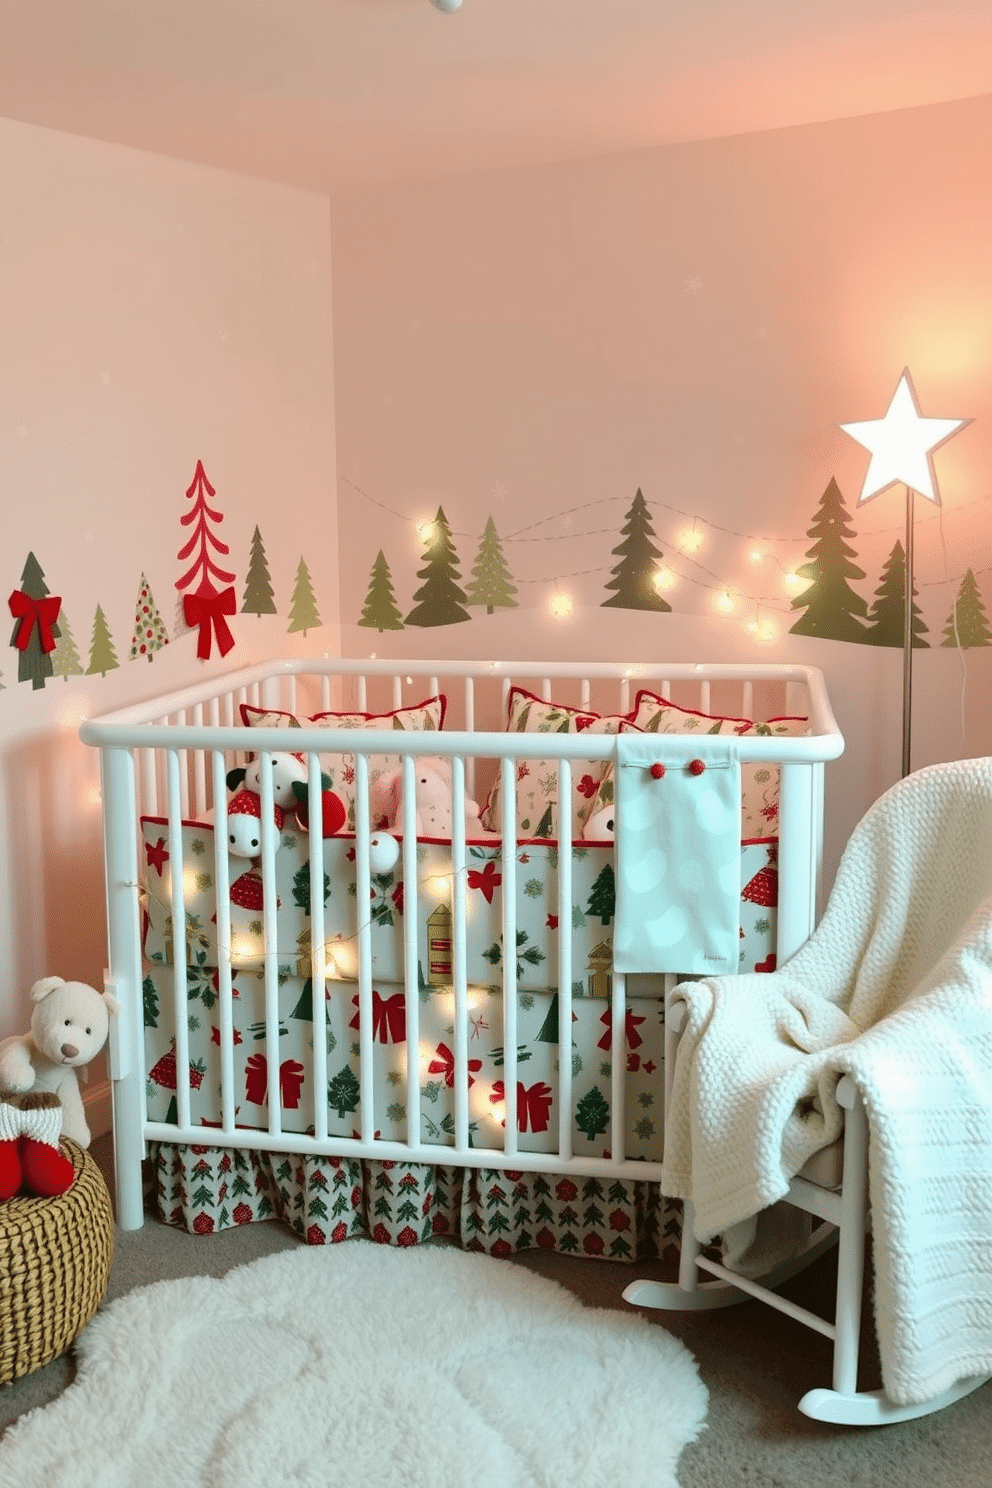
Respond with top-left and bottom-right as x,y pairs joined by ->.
5,459 -> 330,695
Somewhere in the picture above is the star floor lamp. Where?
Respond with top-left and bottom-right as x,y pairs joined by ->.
840,369 -> 969,778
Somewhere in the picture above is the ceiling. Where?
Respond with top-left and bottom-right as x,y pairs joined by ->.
0,0 -> 990,197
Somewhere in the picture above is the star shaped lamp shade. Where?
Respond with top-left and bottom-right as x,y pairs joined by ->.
840,369 -> 968,507
839,370 -> 970,778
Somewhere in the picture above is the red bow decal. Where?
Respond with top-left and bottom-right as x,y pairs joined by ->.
8,590 -> 61,653
597,1006 -> 646,1052
350,990 -> 407,1045
183,586 -> 236,661
491,1079 -> 554,1133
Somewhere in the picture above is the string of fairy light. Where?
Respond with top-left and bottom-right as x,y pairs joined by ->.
340,475 -> 992,636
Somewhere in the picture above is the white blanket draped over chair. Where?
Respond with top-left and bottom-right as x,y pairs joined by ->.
662,757 -> 992,1409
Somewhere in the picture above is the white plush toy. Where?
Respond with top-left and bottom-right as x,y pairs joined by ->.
226,752 -> 307,811
378,756 -> 483,838
226,788 -> 285,859
583,806 -> 615,841
0,976 -> 119,1149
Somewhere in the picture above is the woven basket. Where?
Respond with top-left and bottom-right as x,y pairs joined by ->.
0,1138 -> 115,1385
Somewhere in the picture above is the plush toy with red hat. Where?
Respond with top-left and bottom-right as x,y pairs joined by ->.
225,788 -> 285,859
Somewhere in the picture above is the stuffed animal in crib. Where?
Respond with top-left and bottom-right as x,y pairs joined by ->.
378,757 -> 483,838
583,806 -> 615,841
226,788 -> 285,858
226,751 -> 307,811
0,977 -> 119,1150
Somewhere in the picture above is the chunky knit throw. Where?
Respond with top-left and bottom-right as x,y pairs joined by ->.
662,758 -> 992,1407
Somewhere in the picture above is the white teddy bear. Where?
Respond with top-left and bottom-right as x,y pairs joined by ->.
0,976 -> 119,1149
377,756 -> 483,838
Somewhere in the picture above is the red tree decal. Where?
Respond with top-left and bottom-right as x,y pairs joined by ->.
175,460 -> 237,660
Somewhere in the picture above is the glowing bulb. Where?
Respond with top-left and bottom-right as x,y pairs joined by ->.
550,593 -> 573,619
87,786 -> 102,807
715,591 -> 735,614
324,937 -> 357,979
748,617 -> 780,644
653,565 -> 676,592
748,549 -> 764,564
417,519 -> 437,546
428,874 -> 451,898
784,572 -> 804,590
679,525 -> 703,553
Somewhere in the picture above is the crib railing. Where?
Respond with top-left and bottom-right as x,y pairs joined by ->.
81,659 -> 843,1230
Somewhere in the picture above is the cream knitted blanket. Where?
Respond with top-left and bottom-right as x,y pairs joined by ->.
662,758 -> 992,1407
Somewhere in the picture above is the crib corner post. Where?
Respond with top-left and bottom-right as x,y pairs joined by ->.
99,745 -> 147,1231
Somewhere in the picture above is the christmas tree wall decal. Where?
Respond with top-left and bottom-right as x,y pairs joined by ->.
863,540 -> 929,649
8,551 -> 61,689
405,507 -> 470,627
175,460 -> 237,660
287,557 -> 322,636
85,604 -> 120,677
466,515 -> 518,614
941,568 -> 992,648
242,526 -> 277,617
129,573 -> 170,662
601,488 -> 671,611
789,477 -> 868,642
358,549 -> 404,631
51,610 -> 84,680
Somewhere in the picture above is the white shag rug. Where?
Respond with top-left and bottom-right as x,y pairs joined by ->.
0,1242 -> 706,1488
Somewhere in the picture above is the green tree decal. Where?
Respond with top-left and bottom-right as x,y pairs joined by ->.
466,516 -> 518,614
50,609 -> 84,681
602,488 -> 672,612
327,1065 -> 360,1118
576,1086 -> 610,1141
9,551 -> 61,690
129,572 -> 170,661
941,568 -> 992,648
862,540 -> 928,648
242,526 -> 277,616
86,604 -> 120,677
358,549 -> 404,632
405,507 -> 470,627
586,863 -> 615,924
287,557 -> 321,636
789,477 -> 868,642
143,974 -> 160,1029
292,861 -> 330,914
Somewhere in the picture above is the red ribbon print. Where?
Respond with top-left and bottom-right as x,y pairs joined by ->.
8,590 -> 61,653
183,586 -> 236,660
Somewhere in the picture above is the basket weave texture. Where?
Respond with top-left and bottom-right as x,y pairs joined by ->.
0,1138 -> 115,1385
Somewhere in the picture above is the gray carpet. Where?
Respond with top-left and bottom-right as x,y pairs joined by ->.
2,1136 -> 989,1487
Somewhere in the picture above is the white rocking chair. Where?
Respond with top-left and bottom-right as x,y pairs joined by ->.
624,759 -> 992,1427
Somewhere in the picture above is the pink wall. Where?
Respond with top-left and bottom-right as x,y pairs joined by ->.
0,116 -> 338,1034
328,92 -> 992,884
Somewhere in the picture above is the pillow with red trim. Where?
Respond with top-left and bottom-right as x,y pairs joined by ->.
480,686 -> 627,840
585,695 -> 809,840
240,695 -> 446,831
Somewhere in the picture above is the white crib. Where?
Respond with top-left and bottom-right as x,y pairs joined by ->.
80,658 -> 843,1249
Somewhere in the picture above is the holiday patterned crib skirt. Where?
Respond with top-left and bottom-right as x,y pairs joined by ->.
148,1143 -> 684,1263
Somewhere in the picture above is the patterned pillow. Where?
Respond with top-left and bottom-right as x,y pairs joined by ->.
586,694 -> 808,840
480,687 -> 627,840
240,695 -> 446,831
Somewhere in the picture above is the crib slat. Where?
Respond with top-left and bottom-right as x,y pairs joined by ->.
308,751 -> 329,1144
166,749 -> 192,1133
451,756 -> 470,1154
354,752 -> 375,1144
557,760 -> 574,1162
499,756 -> 519,1155
401,804 -> 422,1149
258,752 -> 283,1138
211,751 -> 237,1134
610,969 -> 627,1164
